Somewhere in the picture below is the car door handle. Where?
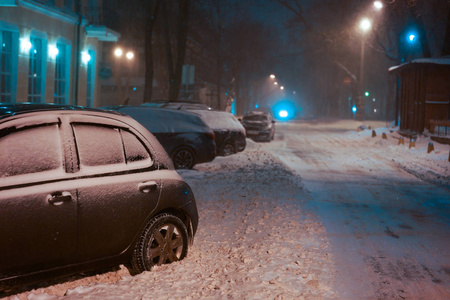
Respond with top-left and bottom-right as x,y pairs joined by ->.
139,181 -> 158,193
47,191 -> 72,205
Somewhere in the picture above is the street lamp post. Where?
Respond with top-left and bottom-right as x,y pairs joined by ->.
113,47 -> 134,105
356,18 -> 372,121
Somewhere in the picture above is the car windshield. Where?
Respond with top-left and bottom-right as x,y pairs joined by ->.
243,115 -> 268,122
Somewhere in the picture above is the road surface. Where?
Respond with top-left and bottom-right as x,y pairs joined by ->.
266,120 -> 450,299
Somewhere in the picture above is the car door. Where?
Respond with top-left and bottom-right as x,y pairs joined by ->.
69,121 -> 162,262
0,120 -> 77,279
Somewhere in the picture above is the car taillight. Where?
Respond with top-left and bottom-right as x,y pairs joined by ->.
205,130 -> 215,140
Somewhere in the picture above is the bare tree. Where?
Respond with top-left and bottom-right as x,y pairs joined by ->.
144,0 -> 161,101
160,0 -> 190,100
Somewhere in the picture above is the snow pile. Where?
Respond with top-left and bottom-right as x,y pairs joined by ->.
347,124 -> 450,187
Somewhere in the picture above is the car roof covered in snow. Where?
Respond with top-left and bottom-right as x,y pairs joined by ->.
0,103 -> 117,120
100,106 -> 212,133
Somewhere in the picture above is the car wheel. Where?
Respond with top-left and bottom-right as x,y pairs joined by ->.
222,143 -> 235,156
132,214 -> 189,274
172,147 -> 195,169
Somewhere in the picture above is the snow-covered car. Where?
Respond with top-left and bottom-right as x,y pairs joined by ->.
241,111 -> 275,142
0,103 -> 198,287
101,106 -> 216,169
191,110 -> 246,156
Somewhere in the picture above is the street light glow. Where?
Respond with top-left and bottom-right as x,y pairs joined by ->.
359,18 -> 372,33
374,1 -> 383,10
270,74 -> 275,79
114,48 -> 123,57
409,34 -> 416,42
280,86 -> 284,90
274,81 -> 278,85
126,51 -> 134,60
279,110 -> 288,118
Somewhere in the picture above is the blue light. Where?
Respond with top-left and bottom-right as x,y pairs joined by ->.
272,100 -> 296,121
279,110 -> 288,118
255,104 -> 259,108
230,101 -> 236,115
133,87 -> 137,91
406,31 -> 418,43
352,106 -> 357,113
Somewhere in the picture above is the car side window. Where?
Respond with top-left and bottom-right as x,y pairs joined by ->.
0,124 -> 63,178
121,129 -> 151,164
72,124 -> 152,173
73,124 -> 125,167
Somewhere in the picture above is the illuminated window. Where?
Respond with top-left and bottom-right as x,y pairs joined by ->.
0,31 -> 13,102
86,49 -> 95,107
54,42 -> 68,104
28,36 -> 44,103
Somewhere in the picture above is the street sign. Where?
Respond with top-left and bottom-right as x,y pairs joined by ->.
343,77 -> 351,86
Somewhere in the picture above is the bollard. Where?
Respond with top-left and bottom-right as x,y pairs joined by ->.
427,142 -> 434,153
382,133 -> 387,140
398,137 -> 404,145
372,130 -> 376,137
409,138 -> 416,149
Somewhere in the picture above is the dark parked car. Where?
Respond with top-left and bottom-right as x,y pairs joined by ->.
141,101 -> 213,111
241,111 -> 275,142
102,106 -> 216,169
192,110 -> 246,156
0,104 -> 198,288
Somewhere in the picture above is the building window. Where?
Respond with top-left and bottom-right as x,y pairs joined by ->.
86,49 -> 95,107
54,42 -> 67,104
28,37 -> 44,103
0,31 -> 13,102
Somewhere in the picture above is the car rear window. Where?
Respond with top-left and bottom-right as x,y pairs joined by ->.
194,111 -> 245,131
121,129 -> 151,163
0,124 -> 63,178
243,115 -> 268,121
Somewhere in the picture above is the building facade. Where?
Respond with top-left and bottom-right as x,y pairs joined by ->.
0,0 -> 119,107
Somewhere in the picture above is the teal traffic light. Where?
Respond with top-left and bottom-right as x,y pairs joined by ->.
365,91 -> 369,97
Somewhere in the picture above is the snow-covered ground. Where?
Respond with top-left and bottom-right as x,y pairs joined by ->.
4,119 -> 450,299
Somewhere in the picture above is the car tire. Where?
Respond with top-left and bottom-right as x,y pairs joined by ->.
172,147 -> 195,169
132,214 -> 189,274
222,142 -> 235,156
